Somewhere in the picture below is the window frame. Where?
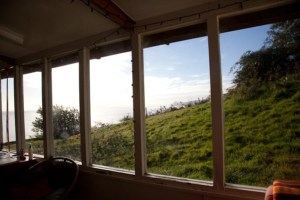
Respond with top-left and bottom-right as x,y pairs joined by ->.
6,20 -> 259,197
4,2 -> 298,199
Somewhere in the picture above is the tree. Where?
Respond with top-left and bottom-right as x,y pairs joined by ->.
32,105 -> 80,139
230,19 -> 300,96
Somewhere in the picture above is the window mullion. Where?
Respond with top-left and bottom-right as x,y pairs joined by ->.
79,47 -> 92,166
207,15 -> 225,191
42,58 -> 54,158
14,66 -> 26,151
132,33 -> 147,177
0,74 -> 2,146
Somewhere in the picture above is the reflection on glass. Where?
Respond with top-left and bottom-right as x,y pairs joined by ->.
144,36 -> 213,181
90,52 -> 134,170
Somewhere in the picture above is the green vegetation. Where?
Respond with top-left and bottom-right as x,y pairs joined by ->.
224,86 -> 300,186
25,19 -> 299,187
27,86 -> 299,187
32,105 -> 80,139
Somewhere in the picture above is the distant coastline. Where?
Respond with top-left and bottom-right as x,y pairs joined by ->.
1,107 -> 133,142
2,110 -> 37,142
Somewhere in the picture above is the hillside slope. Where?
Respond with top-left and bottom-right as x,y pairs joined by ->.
29,81 -> 300,187
89,84 -> 300,186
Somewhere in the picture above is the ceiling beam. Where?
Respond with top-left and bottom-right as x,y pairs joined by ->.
220,1 -> 300,33
81,0 -> 135,32
0,26 -> 24,45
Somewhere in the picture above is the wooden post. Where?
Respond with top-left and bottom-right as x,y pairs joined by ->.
42,58 -> 54,158
207,15 -> 225,191
79,47 -> 92,166
0,74 -> 3,147
132,33 -> 147,177
14,66 -> 26,152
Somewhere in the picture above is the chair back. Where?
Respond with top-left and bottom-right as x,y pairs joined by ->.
12,157 -> 79,200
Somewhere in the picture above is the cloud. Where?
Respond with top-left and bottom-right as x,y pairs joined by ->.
19,50 -> 233,124
23,72 -> 42,111
145,75 -> 211,109
166,66 -> 176,71
90,53 -> 132,106
89,53 -> 133,123
52,63 -> 80,108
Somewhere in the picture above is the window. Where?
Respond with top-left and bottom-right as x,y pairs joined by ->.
2,5 -> 297,198
1,77 -> 16,152
52,63 -> 81,161
23,72 -> 43,155
143,35 -> 213,180
90,52 -> 134,170
221,20 -> 300,187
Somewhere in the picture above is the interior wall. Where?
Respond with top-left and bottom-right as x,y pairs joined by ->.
72,170 -> 262,200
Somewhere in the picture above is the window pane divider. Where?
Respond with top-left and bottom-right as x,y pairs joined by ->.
0,74 -> 3,145
79,47 -> 92,166
207,15 -> 225,191
42,58 -> 54,158
14,66 -> 26,151
132,33 -> 147,177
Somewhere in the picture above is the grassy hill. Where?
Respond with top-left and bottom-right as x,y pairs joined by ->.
224,86 -> 300,186
27,81 -> 300,187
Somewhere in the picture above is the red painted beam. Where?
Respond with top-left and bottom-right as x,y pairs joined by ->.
86,0 -> 135,32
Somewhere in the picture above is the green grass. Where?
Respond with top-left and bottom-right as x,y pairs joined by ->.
20,82 -> 300,187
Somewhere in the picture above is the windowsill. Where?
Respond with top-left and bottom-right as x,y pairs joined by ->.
225,183 -> 266,192
80,164 -> 135,178
80,164 -> 265,199
224,183 -> 266,199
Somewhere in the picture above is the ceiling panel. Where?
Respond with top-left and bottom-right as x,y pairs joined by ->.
0,0 -> 216,60
0,0 -> 296,65
0,0 -> 118,59
113,0 -> 214,21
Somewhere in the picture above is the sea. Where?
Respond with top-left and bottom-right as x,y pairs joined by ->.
1,107 -> 133,143
1,111 -> 37,142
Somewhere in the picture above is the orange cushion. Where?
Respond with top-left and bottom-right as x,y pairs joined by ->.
273,180 -> 300,200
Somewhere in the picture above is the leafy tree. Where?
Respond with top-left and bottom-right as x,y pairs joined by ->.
32,105 -> 80,139
231,19 -> 300,96
32,108 -> 43,138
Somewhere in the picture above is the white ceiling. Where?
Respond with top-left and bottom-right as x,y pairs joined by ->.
113,0 -> 213,21
0,0 -> 117,58
0,0 -> 215,60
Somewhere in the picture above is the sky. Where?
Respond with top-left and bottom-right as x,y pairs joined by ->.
1,24 -> 270,139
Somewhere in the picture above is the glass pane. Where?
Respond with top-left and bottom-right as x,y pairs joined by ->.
23,72 -> 43,156
221,19 -> 300,187
144,35 -> 213,181
1,77 -> 16,153
52,63 -> 80,161
90,52 -> 134,170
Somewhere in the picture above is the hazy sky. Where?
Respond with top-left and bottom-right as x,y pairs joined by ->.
1,24 -> 270,138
